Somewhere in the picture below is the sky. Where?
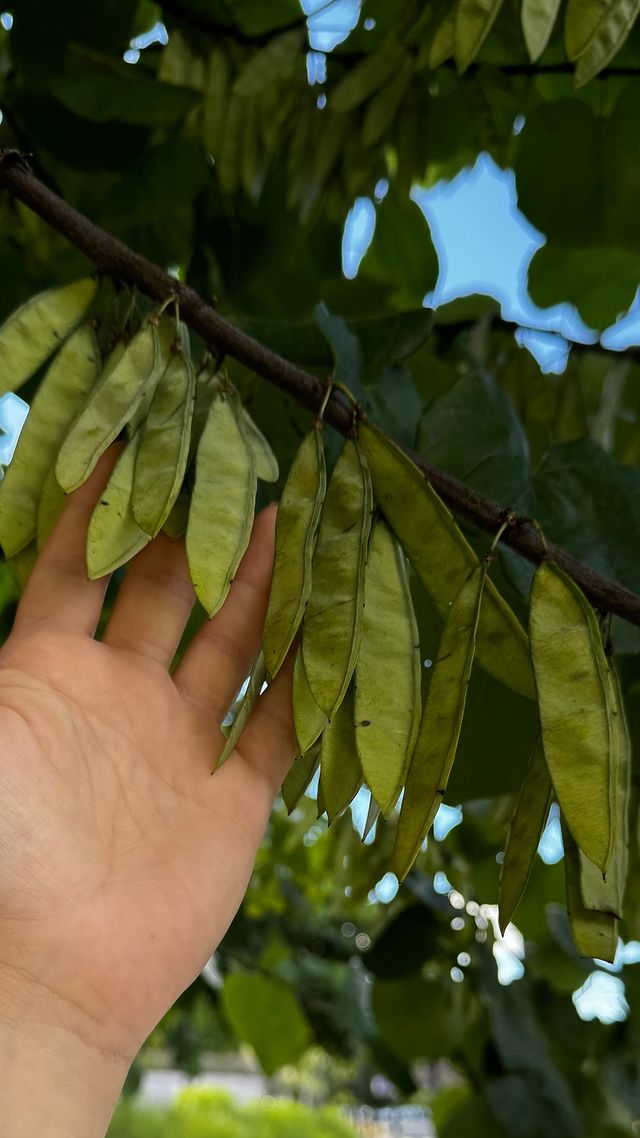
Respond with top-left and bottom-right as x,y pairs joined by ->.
1,0 -> 638,1021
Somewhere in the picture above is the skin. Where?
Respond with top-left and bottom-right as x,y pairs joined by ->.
0,449 -> 295,1136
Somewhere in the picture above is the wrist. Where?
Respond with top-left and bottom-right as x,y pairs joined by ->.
0,966 -> 129,1137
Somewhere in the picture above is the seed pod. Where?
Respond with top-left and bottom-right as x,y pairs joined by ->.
186,391 -> 257,617
162,493 -> 190,541
358,422 -> 534,700
0,323 -> 100,557
239,407 -> 279,483
263,429 -> 326,679
282,740 -> 321,814
498,740 -> 552,933
132,344 -> 195,537
0,277 -> 97,395
562,818 -> 617,963
319,684 -> 362,823
36,465 -> 67,550
393,563 -> 487,881
86,434 -> 150,579
355,518 -> 421,816
56,319 -> 172,493
293,646 -> 327,756
578,661 -> 630,918
362,795 -> 380,842
530,562 -> 612,873
302,439 -> 373,719
216,651 -> 268,770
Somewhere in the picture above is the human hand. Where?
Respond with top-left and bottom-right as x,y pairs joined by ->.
0,449 -> 294,1135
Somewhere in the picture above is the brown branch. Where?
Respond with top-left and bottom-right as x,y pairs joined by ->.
0,148 -> 639,628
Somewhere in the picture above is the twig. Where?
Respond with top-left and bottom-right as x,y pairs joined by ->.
0,149 -> 639,627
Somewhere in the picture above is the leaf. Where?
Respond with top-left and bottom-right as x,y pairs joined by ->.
86,433 -> 150,579
331,37 -> 406,112
529,563 -> 613,872
359,190 -> 439,309
361,61 -> 413,148
318,683 -> 362,822
186,392 -> 257,617
521,0 -> 563,60
221,973 -> 311,1076
234,29 -> 302,97
314,303 -> 363,389
302,440 -> 373,719
393,563 -> 487,880
49,75 -> 200,126
455,0 -> 508,72
372,973 -> 469,1062
262,429 -> 326,679
499,741 -> 553,933
359,423 -> 535,700
202,48 -> 229,156
364,905 -> 440,978
0,278 -> 97,396
355,519 -> 421,815
527,243 -> 640,331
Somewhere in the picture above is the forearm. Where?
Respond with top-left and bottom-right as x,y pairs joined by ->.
0,975 -> 128,1137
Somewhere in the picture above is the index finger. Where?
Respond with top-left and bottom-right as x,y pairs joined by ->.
14,448 -> 120,637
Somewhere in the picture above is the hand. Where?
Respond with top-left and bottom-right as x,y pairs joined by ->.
0,450 -> 295,1135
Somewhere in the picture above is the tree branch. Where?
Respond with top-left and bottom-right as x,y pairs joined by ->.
0,149 -> 639,628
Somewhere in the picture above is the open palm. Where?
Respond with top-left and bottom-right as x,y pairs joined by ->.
0,450 -> 294,1067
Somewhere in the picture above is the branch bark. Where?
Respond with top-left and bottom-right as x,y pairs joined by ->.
0,149 -> 639,628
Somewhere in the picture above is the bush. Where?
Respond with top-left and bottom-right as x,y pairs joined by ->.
108,1087 -> 356,1138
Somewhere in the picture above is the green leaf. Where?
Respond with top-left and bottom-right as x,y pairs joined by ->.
221,973 -> 311,1075
314,303 -> 363,389
455,0 -> 508,72
521,0 -> 563,60
49,75 -> 200,126
331,38 -> 406,112
527,243 -> 640,331
372,973 -> 470,1062
364,906 -> 440,978
234,29 -> 302,96
359,190 -> 439,309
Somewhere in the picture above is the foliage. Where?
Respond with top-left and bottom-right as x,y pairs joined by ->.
2,2 -> 640,1136
107,1087 -> 356,1138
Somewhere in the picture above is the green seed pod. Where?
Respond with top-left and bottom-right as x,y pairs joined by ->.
239,407 -> 279,483
186,391 -> 257,617
562,818 -> 617,963
0,277 -> 97,395
263,429 -> 326,679
355,518 -> 421,816
358,422 -> 534,700
302,439 -> 373,719
393,562 -> 487,881
0,323 -> 100,557
216,651 -> 268,770
293,646 -> 328,757
86,433 -> 150,579
319,683 -> 362,823
498,740 -> 552,933
282,741 -> 321,814
530,562 -> 613,873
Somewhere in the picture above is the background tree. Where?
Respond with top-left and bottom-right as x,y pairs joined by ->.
1,2 -> 640,1135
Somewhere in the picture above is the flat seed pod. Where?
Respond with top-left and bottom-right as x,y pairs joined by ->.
302,439 -> 373,719
498,740 -> 553,933
393,563 -> 487,881
362,795 -> 380,842
36,465 -> 67,550
132,345 -> 195,537
0,323 -> 100,557
293,646 -> 328,756
358,422 -> 534,700
239,408 -> 279,483
573,0 -> 640,84
263,429 -> 326,678
56,320 -> 169,493
86,434 -> 150,579
562,819 -> 617,963
186,392 -> 257,617
282,740 -> 321,814
522,0 -> 563,60
530,562 -> 612,873
355,518 -> 421,816
0,277 -> 97,395
578,662 -> 630,918
319,684 -> 362,823
162,493 -> 190,541
217,652 -> 268,770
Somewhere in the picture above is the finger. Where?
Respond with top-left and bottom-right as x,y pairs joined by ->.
101,535 -> 195,666
15,448 -> 121,637
173,504 -> 277,722
212,657 -> 295,820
